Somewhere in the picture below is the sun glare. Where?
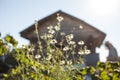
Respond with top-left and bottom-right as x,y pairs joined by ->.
89,0 -> 118,16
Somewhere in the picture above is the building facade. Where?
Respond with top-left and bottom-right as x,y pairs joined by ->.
20,10 -> 106,66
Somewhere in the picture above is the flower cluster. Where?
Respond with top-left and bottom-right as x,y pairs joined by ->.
78,40 -> 91,55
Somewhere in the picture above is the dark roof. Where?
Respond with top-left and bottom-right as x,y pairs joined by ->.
20,10 -> 106,47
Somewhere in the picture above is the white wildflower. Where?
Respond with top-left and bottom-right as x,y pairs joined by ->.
66,34 -> 74,41
69,34 -> 74,39
60,60 -> 65,65
22,44 -> 27,49
57,13 -> 64,22
78,51 -> 84,55
47,34 -> 53,38
60,32 -> 66,36
73,44 -> 76,48
28,47 -> 35,52
63,46 -> 69,51
40,35 -> 44,39
69,41 -> 76,45
85,50 -> 91,54
50,39 -> 57,44
67,60 -> 72,65
54,25 -> 60,31
78,40 -> 84,45
40,34 -> 47,39
48,30 -> 55,34
35,55 -> 41,59
47,25 -> 53,30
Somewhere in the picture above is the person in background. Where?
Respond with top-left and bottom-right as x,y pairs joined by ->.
105,41 -> 118,61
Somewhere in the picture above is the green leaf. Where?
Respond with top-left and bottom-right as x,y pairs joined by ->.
0,39 -> 3,45
2,45 -> 7,54
101,71 -> 110,80
90,67 -> 95,74
3,74 -> 8,78
113,74 -> 119,80
12,40 -> 18,47
0,46 -> 2,55
5,35 -> 12,42
5,35 -> 18,47
80,68 -> 87,75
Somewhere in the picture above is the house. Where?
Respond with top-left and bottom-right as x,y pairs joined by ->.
20,10 -> 106,66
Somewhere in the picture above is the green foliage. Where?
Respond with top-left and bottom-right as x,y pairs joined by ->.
100,71 -> 110,80
5,35 -> 18,47
94,61 -> 120,80
0,39 -> 8,55
0,34 -> 18,56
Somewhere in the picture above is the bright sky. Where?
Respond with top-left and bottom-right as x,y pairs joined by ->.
0,0 -> 120,62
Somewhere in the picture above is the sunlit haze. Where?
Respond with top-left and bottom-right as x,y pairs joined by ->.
89,0 -> 118,16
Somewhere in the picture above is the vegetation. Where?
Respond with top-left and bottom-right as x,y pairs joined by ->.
0,14 -> 120,80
